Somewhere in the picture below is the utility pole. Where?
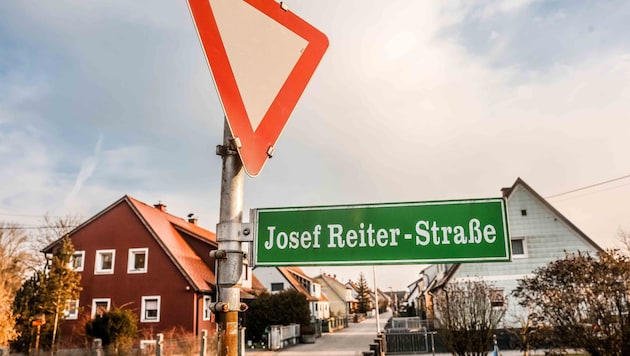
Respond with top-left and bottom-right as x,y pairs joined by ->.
213,119 -> 249,356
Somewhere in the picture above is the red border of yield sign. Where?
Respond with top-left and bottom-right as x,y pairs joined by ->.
187,0 -> 329,177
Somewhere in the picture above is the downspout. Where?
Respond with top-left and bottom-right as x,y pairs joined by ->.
193,291 -> 199,335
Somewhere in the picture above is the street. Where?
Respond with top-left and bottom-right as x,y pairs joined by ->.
244,311 -> 554,356
246,312 -> 390,356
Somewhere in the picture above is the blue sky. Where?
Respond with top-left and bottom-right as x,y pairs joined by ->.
2,1 -> 630,289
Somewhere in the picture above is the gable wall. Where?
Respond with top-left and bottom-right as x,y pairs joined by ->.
314,277 -> 346,316
451,184 -> 600,326
252,267 -> 287,292
455,185 -> 598,279
64,201 -> 198,342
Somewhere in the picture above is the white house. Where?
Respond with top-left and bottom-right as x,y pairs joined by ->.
420,178 -> 603,327
254,266 -> 330,320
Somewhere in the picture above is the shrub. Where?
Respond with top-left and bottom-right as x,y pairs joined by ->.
85,308 -> 138,355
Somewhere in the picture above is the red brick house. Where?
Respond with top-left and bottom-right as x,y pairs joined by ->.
45,195 -> 258,347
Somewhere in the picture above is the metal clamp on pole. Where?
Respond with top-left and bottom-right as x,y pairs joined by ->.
216,222 -> 253,242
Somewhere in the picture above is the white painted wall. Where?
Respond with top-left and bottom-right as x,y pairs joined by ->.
452,184 -> 601,327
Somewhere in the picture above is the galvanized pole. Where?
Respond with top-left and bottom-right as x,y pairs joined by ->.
215,119 -> 245,356
372,266 -> 381,333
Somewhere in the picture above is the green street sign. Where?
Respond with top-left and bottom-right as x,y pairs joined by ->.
252,198 -> 511,266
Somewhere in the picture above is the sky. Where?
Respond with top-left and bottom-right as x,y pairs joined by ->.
1,0 -> 630,290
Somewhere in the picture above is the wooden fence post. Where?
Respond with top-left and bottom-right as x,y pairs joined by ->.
156,333 -> 164,356
200,330 -> 208,356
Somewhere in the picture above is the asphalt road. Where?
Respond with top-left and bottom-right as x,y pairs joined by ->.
244,313 -> 551,356
246,312 -> 390,356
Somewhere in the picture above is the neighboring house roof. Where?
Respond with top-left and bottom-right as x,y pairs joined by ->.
44,195 -> 218,293
426,264 -> 463,293
278,267 -> 327,302
346,280 -> 376,304
346,280 -> 359,295
314,274 -> 354,302
241,275 -> 266,299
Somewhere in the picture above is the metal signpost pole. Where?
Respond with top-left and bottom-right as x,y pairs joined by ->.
215,120 -> 245,356
373,266 -> 380,333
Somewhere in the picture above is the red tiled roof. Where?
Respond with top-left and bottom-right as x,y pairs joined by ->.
278,267 -> 327,302
126,196 -> 217,292
240,274 -> 266,299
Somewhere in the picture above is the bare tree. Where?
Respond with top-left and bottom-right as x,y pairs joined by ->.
7,215 -> 82,352
0,223 -> 38,346
513,250 -> 630,356
434,279 -> 506,356
618,228 -> 630,255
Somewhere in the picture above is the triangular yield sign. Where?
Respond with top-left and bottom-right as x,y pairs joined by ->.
187,0 -> 329,177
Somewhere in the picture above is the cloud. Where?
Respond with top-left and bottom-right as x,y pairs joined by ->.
440,0 -> 630,75
64,135 -> 104,207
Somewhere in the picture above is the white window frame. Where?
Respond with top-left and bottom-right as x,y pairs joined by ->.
94,249 -> 116,274
91,298 -> 111,318
70,251 -> 85,272
490,288 -> 506,309
203,295 -> 212,321
511,237 -> 528,258
141,296 -> 161,323
64,299 -> 80,320
127,248 -> 149,274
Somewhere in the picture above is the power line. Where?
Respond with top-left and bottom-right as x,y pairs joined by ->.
0,225 -> 79,230
546,173 -> 630,199
0,212 -> 72,218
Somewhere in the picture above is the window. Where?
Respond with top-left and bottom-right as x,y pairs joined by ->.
95,249 -> 115,274
520,209 -> 528,216
128,248 -> 148,273
511,237 -> 528,258
271,283 -> 284,292
64,300 -> 79,320
141,296 -> 161,322
490,289 -> 505,308
203,295 -> 212,321
91,298 -> 111,318
70,251 -> 85,271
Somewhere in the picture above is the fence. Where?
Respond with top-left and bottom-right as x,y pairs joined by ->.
267,324 -> 300,351
322,316 -> 348,332
385,331 -> 437,355
90,329 -> 225,356
384,317 -> 436,355
388,317 -> 427,331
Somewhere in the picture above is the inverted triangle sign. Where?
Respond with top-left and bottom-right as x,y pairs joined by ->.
187,0 -> 329,177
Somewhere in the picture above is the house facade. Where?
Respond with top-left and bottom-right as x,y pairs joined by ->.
254,266 -> 330,320
421,178 -> 603,327
46,195 -> 254,347
407,264 -> 457,323
312,273 -> 354,317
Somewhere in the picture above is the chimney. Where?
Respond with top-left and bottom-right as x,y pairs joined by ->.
187,213 -> 198,225
154,201 -> 167,212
